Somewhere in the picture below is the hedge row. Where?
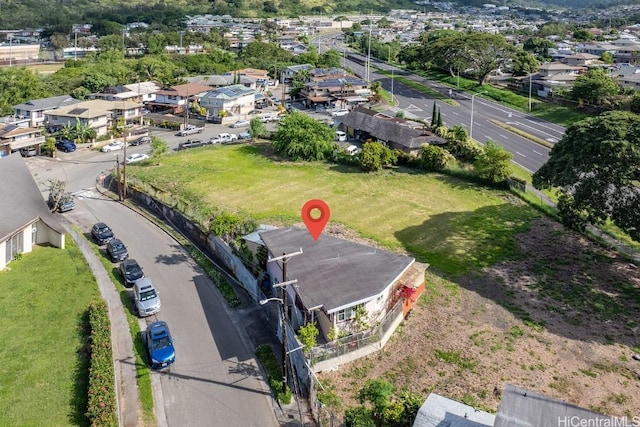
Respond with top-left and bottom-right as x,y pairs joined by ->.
255,344 -> 291,404
186,245 -> 241,308
85,301 -> 118,427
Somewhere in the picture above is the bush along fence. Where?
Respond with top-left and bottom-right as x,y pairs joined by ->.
85,301 -> 117,427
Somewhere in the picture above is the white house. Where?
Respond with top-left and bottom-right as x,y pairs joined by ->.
12,95 -> 80,129
0,154 -> 65,270
199,84 -> 257,119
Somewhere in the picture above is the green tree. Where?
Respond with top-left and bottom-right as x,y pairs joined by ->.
572,28 -> 594,42
297,322 -> 319,355
249,117 -> 267,141
0,68 -> 46,115
272,112 -> 336,161
532,111 -> 640,241
474,140 -> 512,183
358,379 -> 395,425
149,137 -> 169,160
360,141 -> 396,172
570,68 -> 620,105
601,51 -> 614,64
523,37 -> 555,60
510,50 -> 540,76
419,144 -> 453,172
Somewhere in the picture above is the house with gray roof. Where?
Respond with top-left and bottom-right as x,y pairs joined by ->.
338,107 -> 447,155
12,95 -> 80,129
413,393 -> 495,427
199,84 -> 257,120
258,227 -> 427,341
0,154 -> 65,270
0,123 -> 45,156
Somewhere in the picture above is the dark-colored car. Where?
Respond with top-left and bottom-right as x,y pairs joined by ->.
144,321 -> 175,369
130,136 -> 151,146
118,258 -> 144,287
106,238 -> 129,262
55,139 -> 76,153
237,131 -> 252,140
91,222 -> 114,245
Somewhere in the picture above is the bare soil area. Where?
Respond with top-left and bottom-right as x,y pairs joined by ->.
318,217 -> 640,419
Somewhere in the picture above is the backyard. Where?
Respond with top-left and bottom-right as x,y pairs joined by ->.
127,143 -> 640,419
0,242 -> 100,426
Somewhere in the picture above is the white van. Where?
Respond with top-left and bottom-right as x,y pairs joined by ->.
335,131 -> 347,142
346,145 -> 360,156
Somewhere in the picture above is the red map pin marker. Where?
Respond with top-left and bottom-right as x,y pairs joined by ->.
301,199 -> 331,241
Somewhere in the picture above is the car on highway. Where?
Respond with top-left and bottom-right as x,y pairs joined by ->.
101,141 -> 125,152
118,258 -> 144,287
125,153 -> 150,164
133,277 -> 161,317
91,222 -> 114,245
230,120 -> 250,128
144,321 -> 175,369
55,139 -> 76,153
130,136 -> 151,146
106,238 -> 129,262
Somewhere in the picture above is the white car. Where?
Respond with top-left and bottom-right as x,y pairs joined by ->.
335,131 -> 347,142
101,141 -> 125,152
331,109 -> 350,117
125,153 -> 150,164
231,120 -> 250,128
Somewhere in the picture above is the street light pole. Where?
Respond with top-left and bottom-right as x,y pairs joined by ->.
528,73 -> 533,112
470,92 -> 486,141
8,35 -> 12,67
366,26 -> 372,82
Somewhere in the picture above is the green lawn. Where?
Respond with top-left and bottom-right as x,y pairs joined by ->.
129,144 -> 540,275
0,241 -> 100,426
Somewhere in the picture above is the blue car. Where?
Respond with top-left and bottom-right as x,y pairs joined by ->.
145,321 -> 175,370
55,139 -> 76,152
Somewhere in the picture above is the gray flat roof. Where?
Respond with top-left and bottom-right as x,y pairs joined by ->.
413,393 -> 495,427
0,154 -> 64,241
259,227 -> 414,312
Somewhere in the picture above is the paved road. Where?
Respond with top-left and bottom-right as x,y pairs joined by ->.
317,34 -> 568,173
26,149 -> 280,427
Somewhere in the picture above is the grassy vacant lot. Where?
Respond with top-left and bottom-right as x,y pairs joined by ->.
0,242 -> 100,426
129,143 -> 540,275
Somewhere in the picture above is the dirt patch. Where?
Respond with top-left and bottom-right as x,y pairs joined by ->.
318,217 -> 640,419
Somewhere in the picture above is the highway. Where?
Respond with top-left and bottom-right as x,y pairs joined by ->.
317,33 -> 568,173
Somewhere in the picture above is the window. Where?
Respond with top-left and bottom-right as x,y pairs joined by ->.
5,231 -> 24,263
336,304 -> 364,323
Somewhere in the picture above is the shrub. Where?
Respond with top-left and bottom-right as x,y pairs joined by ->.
85,301 -> 117,427
255,344 -> 291,404
419,144 -> 454,172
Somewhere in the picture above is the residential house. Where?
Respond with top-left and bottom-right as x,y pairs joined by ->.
258,227 -> 427,341
0,43 -> 40,66
0,154 -> 66,271
222,68 -> 270,88
199,84 -> 257,120
413,384 -> 621,427
613,65 -> 640,89
563,52 -> 600,67
12,95 -> 80,129
338,107 -> 447,155
0,124 -> 45,157
282,64 -> 313,82
46,99 -> 142,137
146,83 -> 211,114
91,81 -> 161,104
299,75 -> 371,109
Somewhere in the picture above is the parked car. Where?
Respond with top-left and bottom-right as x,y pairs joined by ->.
101,141 -> 125,152
125,153 -> 150,164
20,146 -> 37,157
331,109 -> 350,117
237,131 -> 252,140
230,120 -> 250,128
48,191 -> 75,213
118,258 -> 144,287
55,139 -> 76,153
178,139 -> 207,150
345,144 -> 361,156
106,238 -> 129,262
144,321 -> 175,369
133,277 -> 161,317
91,222 -> 114,245
335,131 -> 347,142
259,114 -> 277,123
217,133 -> 238,144
130,136 -> 151,146
176,125 -> 204,136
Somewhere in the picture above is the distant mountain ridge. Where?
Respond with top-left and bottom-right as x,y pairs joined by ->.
455,0 -> 640,8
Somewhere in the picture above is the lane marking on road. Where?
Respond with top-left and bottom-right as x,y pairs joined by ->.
515,120 -> 563,140
515,151 -> 526,157
406,104 -> 422,111
451,111 -> 459,116
532,150 -> 544,156
499,134 -> 509,139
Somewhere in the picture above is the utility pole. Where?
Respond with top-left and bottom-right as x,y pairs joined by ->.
122,102 -> 127,200
267,249 -> 303,395
528,73 -> 533,112
116,155 -> 121,201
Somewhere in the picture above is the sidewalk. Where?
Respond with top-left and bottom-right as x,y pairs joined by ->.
65,225 -> 140,427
